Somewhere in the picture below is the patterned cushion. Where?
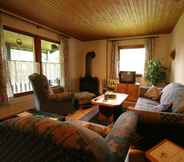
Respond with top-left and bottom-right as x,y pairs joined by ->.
160,83 -> 184,112
153,103 -> 172,112
105,112 -> 138,162
144,86 -> 161,101
135,97 -> 159,112
0,116 -> 112,162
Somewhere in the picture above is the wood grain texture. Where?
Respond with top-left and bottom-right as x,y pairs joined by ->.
0,95 -> 34,120
1,0 -> 184,40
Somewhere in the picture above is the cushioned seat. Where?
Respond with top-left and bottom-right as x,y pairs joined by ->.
135,97 -> 159,112
74,91 -> 95,108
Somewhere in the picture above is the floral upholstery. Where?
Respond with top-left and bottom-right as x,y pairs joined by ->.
0,111 -> 137,162
105,112 -> 138,162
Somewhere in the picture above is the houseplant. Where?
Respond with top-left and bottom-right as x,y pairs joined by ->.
145,59 -> 166,85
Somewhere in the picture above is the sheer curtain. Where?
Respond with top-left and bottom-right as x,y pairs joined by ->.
144,38 -> 155,77
0,16 -> 13,104
145,38 -> 155,61
60,37 -> 72,92
108,40 -> 119,80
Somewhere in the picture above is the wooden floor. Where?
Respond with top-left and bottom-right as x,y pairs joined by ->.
0,95 -> 34,120
66,106 -> 98,121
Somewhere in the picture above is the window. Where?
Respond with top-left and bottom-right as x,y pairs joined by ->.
4,29 -> 63,95
119,47 -> 146,75
41,40 -> 63,86
4,30 -> 38,94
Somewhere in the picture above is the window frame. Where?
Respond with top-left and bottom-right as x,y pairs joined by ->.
118,45 -> 145,77
41,39 -> 62,86
3,26 -> 61,97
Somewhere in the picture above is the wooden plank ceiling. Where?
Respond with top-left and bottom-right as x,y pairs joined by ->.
1,0 -> 184,40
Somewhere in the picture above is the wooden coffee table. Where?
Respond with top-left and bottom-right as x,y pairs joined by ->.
91,93 -> 128,123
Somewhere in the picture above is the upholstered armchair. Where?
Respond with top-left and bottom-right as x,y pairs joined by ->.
29,73 -> 75,115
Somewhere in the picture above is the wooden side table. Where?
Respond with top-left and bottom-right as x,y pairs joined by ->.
116,83 -> 140,108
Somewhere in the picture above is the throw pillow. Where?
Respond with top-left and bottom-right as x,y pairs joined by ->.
144,86 -> 161,101
160,83 -> 184,112
153,103 -> 172,112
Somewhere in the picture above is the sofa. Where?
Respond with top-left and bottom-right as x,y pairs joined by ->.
129,82 -> 184,125
0,111 -> 138,162
125,82 -> 184,162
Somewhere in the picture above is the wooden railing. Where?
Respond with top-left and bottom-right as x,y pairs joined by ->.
8,61 -> 39,94
42,62 -> 62,86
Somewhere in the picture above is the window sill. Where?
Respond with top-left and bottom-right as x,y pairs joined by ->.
14,91 -> 33,97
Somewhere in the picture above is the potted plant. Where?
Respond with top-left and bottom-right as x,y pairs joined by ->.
145,59 -> 166,86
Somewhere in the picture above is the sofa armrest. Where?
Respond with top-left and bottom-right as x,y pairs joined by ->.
128,107 -> 184,125
105,111 -> 138,162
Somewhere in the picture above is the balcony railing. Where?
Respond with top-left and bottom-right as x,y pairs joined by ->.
8,61 -> 39,94
42,62 -> 63,86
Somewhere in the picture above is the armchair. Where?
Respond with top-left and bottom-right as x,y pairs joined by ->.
29,73 -> 75,115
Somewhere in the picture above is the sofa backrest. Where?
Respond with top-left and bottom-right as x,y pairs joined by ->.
160,82 -> 184,113
0,116 -> 112,162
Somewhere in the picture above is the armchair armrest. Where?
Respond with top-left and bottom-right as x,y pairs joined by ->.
51,86 -> 64,93
105,111 -> 138,162
48,92 -> 73,102
128,107 -> 184,125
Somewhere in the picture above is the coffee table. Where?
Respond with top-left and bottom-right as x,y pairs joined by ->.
91,92 -> 128,124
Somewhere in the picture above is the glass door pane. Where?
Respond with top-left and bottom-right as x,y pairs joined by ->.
4,30 -> 38,94
41,40 -> 62,86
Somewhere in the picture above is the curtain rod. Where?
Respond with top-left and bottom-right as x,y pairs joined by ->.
107,35 -> 160,41
0,9 -> 70,38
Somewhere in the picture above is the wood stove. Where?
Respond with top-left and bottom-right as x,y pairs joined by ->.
80,51 -> 99,95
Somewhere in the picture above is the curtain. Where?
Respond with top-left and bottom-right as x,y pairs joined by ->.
108,40 -> 119,80
60,37 -> 72,92
145,38 -> 155,61
0,15 -> 13,104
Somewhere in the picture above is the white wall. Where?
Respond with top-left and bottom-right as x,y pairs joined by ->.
81,34 -> 171,91
170,12 -> 184,84
81,40 -> 107,93
68,38 -> 84,91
